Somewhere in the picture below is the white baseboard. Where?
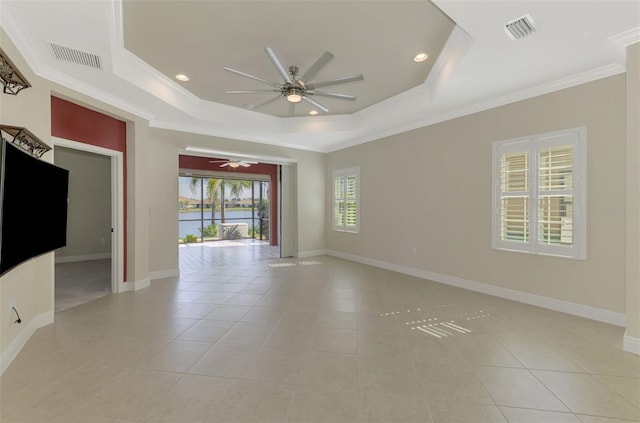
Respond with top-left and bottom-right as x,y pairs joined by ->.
328,250 -> 626,327
55,253 -> 111,264
1,310 -> 54,375
297,249 -> 328,258
150,268 -> 179,280
125,277 -> 150,291
623,332 -> 640,355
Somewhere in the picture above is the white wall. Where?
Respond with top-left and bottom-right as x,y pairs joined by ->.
54,146 -> 111,260
327,75 -> 627,317
0,29 -> 56,372
147,128 -> 326,277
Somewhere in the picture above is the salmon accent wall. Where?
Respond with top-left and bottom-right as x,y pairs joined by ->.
50,96 -> 127,279
179,155 -> 278,246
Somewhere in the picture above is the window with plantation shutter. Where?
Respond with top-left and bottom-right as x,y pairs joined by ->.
492,128 -> 586,259
333,167 -> 359,233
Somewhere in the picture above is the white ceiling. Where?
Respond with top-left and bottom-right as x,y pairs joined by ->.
1,1 -> 639,153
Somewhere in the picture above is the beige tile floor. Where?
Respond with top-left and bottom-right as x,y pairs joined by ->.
1,243 -> 639,422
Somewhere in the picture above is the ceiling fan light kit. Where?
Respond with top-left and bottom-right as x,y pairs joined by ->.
286,85 -> 303,103
225,47 -> 363,116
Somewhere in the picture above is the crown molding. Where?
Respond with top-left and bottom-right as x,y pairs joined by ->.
47,67 -> 156,121
158,56 -> 624,154
149,119 -> 325,153
609,26 -> 640,47
424,25 -> 474,100
183,146 -> 298,164
110,46 -> 201,113
325,62 -> 626,153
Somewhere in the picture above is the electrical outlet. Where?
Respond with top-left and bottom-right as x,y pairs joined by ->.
411,247 -> 417,255
100,237 -> 106,244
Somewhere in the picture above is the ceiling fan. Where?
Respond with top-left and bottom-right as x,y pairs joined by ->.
209,159 -> 258,168
224,47 -> 364,117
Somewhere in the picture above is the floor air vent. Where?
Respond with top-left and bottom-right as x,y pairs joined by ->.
504,14 -> 538,40
50,43 -> 102,70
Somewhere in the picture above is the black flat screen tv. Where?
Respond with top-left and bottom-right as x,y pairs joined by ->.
0,139 -> 69,276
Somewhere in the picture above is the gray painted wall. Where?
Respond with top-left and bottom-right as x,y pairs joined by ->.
54,146 -> 111,260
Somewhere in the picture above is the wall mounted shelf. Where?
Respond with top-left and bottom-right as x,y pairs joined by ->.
0,47 -> 31,95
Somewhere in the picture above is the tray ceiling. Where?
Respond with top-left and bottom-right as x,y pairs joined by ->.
0,1 -> 638,152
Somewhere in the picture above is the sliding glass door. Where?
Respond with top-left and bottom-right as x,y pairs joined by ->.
178,176 -> 270,244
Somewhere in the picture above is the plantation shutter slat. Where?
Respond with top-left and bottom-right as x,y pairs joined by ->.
499,151 -> 529,242
501,197 -> 529,242
334,176 -> 345,228
335,176 -> 344,199
345,175 -> 357,228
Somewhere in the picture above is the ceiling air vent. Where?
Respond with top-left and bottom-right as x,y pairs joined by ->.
50,43 -> 102,70
504,14 -> 538,40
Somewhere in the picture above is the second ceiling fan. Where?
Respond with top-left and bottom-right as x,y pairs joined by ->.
224,47 -> 364,117
209,159 -> 257,168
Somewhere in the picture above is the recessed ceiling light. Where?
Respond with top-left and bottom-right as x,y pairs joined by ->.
309,110 -> 318,116
175,74 -> 190,82
413,53 -> 428,63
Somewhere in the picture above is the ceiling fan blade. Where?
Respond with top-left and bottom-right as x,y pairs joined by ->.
302,96 -> 329,113
219,163 -> 230,167
288,102 -> 296,117
265,47 -> 293,83
301,51 -> 334,82
226,90 -> 281,94
239,162 -> 251,167
310,91 -> 357,101
248,94 -> 283,110
224,67 -> 281,88
309,74 -> 364,89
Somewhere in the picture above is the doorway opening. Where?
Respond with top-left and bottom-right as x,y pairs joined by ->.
178,176 -> 271,244
52,139 -> 124,312
178,174 -> 280,265
177,153 -> 297,268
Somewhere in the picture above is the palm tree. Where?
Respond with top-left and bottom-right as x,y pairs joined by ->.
220,180 -> 251,222
224,180 -> 252,201
190,177 -> 221,223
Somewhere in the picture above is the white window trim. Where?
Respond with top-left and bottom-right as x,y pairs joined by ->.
333,167 -> 360,233
492,127 -> 587,260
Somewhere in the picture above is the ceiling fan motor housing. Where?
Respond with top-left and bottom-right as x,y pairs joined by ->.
282,66 -> 307,100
